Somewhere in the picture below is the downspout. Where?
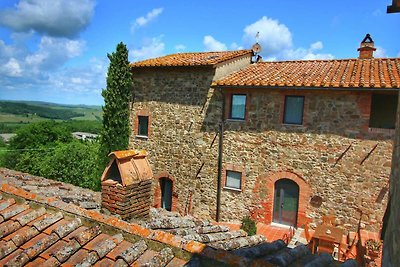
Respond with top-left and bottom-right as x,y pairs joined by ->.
216,88 -> 225,222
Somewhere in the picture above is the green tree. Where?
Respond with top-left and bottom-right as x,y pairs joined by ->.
99,42 -> 133,167
4,121 -> 72,169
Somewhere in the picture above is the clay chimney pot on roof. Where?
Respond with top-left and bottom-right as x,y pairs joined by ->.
357,33 -> 376,59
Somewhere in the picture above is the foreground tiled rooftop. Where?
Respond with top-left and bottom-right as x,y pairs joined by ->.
213,58 -> 400,89
0,168 -> 359,266
130,50 -> 252,68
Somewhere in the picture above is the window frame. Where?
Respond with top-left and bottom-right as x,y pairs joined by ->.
229,94 -> 247,120
369,93 -> 398,130
225,170 -> 242,190
283,95 -> 305,125
137,115 -> 149,137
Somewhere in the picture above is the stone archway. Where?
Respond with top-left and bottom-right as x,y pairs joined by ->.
153,171 -> 178,212
251,171 -> 312,228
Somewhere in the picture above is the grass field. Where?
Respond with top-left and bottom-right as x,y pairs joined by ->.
0,100 -> 103,133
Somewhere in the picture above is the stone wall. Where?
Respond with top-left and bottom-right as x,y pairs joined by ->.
218,89 -> 394,231
130,65 -> 395,232
383,92 -> 400,267
130,67 -> 222,220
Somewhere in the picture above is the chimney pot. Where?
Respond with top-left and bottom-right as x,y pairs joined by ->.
357,33 -> 376,59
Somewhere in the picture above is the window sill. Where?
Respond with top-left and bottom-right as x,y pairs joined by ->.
282,123 -> 304,127
226,119 -> 246,122
223,186 -> 242,192
368,128 -> 395,134
135,135 -> 149,140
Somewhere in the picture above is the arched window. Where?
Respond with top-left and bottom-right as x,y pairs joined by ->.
273,179 -> 299,226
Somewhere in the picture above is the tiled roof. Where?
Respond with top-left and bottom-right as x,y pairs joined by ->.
213,58 -> 400,89
0,168 -> 358,266
131,50 -> 252,68
0,191 -> 188,266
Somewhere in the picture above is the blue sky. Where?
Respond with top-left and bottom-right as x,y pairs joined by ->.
0,0 -> 399,105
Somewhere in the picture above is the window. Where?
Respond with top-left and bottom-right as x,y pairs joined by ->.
225,170 -> 242,190
230,94 -> 246,120
138,116 -> 149,136
283,96 -> 305,125
369,94 -> 398,129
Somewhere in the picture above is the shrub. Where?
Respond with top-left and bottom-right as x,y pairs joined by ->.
241,216 -> 257,236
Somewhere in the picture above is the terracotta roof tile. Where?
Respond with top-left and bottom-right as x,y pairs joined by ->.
131,50 -> 252,68
0,170 -> 357,266
91,233 -> 123,258
9,226 -> 40,247
13,208 -> 46,226
115,239 -> 147,264
214,58 -> 400,89
39,239 -> 67,260
71,226 -> 101,246
0,203 -> 29,221
0,198 -> 16,211
145,247 -> 174,267
93,257 -> 115,267
52,239 -> 80,263
52,218 -> 81,238
32,212 -> 63,232
24,232 -> 59,259
0,221 -> 21,238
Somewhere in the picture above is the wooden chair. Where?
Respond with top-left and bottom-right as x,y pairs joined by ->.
322,215 -> 336,226
317,236 -> 335,255
304,223 -> 312,243
339,232 -> 358,261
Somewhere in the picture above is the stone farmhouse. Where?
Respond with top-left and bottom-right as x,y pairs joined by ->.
129,35 -> 399,233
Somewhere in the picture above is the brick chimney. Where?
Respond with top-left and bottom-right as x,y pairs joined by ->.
101,150 -> 153,220
358,34 -> 376,59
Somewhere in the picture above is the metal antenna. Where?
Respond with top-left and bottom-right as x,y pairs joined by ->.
256,32 -> 260,43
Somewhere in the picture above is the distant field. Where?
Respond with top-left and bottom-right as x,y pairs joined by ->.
0,100 -> 103,133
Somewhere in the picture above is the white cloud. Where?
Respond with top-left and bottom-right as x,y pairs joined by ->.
130,36 -> 165,61
230,42 -> 243,50
240,17 -> 333,60
397,51 -> 400,57
281,41 -> 334,60
279,41 -> 334,60
1,58 -> 22,77
131,8 -> 163,32
174,44 -> 186,51
310,41 -> 323,50
203,35 -> 227,51
242,16 -> 292,55
25,36 -> 85,73
375,46 -> 387,58
0,0 -> 95,38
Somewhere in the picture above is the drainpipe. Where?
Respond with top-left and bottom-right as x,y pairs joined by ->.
216,88 -> 225,222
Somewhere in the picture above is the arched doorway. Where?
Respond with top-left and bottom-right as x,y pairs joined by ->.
160,177 -> 173,211
273,179 -> 299,226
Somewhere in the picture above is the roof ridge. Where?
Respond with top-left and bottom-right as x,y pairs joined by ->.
260,57 -> 400,63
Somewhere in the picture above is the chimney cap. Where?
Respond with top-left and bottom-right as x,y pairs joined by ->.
357,33 -> 376,53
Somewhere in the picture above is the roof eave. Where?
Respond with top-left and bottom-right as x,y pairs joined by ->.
211,84 -> 400,92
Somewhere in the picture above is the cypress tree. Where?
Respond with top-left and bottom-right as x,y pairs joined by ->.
99,42 -> 133,167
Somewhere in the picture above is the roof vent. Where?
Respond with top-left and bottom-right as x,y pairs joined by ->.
357,34 -> 376,59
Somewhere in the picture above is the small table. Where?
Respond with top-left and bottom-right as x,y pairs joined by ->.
311,224 -> 344,260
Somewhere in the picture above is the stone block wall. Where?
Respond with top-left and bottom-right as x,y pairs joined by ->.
130,68 -> 222,220
129,66 -> 395,232
218,89 -> 394,231
101,179 -> 152,219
